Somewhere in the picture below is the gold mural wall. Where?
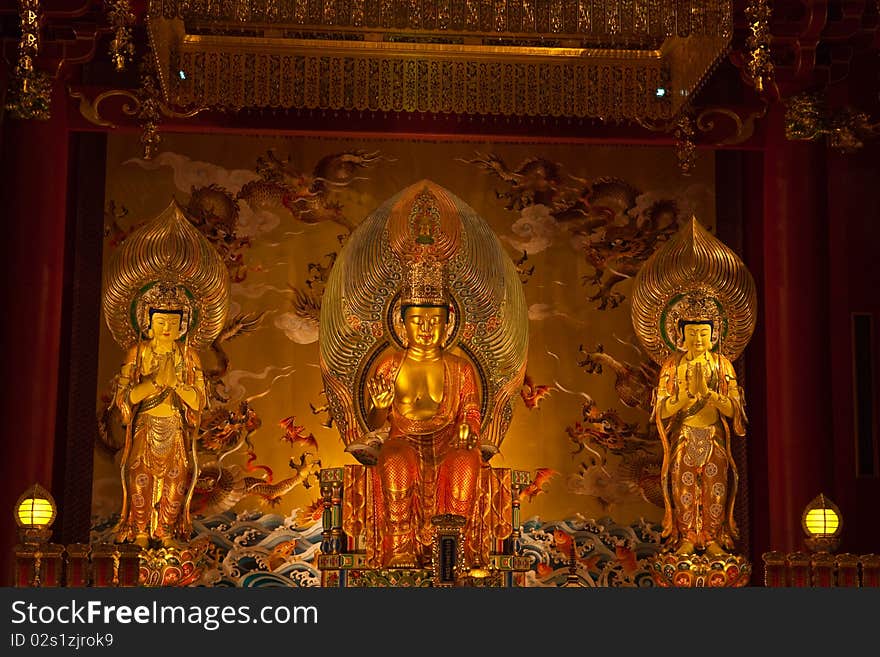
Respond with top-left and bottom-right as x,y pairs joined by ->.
93,133 -> 715,531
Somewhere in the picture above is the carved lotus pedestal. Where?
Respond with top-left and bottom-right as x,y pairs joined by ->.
138,537 -> 211,587
650,551 -> 751,588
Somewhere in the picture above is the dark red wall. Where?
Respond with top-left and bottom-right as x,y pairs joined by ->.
827,143 -> 880,554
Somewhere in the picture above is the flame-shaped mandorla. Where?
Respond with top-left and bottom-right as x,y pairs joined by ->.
102,199 -> 230,350
631,217 -> 757,364
319,180 -> 529,451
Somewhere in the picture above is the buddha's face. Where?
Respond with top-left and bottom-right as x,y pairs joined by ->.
681,322 -> 713,356
150,312 -> 182,343
403,306 -> 448,349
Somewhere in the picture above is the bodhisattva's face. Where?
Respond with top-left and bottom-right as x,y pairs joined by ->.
403,306 -> 448,349
150,312 -> 182,343
682,323 -> 713,356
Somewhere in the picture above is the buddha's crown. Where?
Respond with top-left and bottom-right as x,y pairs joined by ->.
400,257 -> 448,307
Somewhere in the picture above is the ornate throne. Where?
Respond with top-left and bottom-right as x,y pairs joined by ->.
315,180 -> 532,587
316,466 -> 533,587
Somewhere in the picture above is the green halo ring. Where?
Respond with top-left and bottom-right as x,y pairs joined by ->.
659,292 -> 728,353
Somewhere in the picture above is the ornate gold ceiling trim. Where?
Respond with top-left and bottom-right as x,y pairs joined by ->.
147,1 -> 732,121
150,0 -> 729,43
182,34 -> 664,61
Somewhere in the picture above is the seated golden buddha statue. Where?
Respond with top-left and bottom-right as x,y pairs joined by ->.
102,200 -> 230,550
631,217 -> 756,563
363,259 -> 484,567
318,181 -> 529,573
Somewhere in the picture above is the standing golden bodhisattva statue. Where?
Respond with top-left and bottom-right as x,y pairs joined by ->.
631,217 -> 756,559
653,295 -> 746,556
113,284 -> 207,548
102,200 -> 230,549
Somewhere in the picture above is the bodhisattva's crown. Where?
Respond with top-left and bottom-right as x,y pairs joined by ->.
136,281 -> 194,336
670,290 -> 723,344
401,257 -> 449,307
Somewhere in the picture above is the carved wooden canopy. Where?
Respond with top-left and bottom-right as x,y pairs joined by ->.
148,0 -> 732,121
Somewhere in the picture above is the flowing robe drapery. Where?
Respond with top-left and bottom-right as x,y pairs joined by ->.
344,350 -> 512,567
114,343 -> 205,543
653,352 -> 746,550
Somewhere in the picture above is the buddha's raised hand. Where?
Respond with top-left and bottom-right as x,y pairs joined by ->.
368,375 -> 394,410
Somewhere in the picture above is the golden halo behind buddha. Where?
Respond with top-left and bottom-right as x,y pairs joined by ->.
631,217 -> 756,364
102,199 -> 231,350
319,180 -> 529,451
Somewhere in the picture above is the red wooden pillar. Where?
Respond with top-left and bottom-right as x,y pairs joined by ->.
0,78 -> 70,585
826,143 -> 880,553
760,102 -> 834,552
